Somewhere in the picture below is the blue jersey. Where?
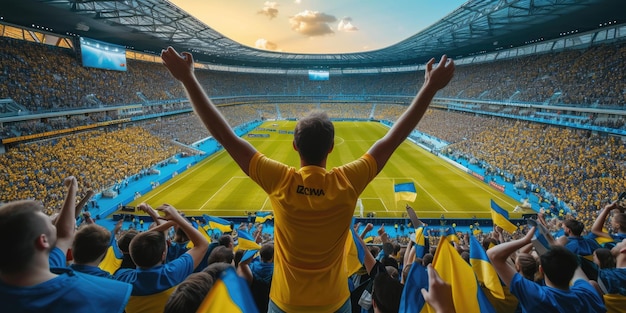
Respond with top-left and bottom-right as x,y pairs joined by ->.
250,260 -> 274,285
510,273 -> 605,313
0,268 -> 132,313
564,236 -> 600,256
114,253 -> 194,313
48,247 -> 66,268
598,268 -> 626,296
166,241 -> 190,263
70,263 -> 115,279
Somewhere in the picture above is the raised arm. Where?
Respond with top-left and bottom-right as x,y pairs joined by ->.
354,228 -> 377,274
367,55 -> 454,172
591,201 -> 618,238
55,176 -> 78,254
161,47 -> 257,175
137,202 -> 163,226
360,223 -> 374,239
74,189 -> 95,218
157,204 -> 209,269
487,227 -> 535,287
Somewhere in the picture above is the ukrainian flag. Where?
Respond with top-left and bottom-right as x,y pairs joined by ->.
399,262 -> 430,313
490,200 -> 518,234
413,226 -> 426,258
254,211 -> 273,224
394,182 -> 417,202
98,238 -> 123,275
469,235 -> 505,299
203,214 -> 234,233
235,230 -> 261,251
443,227 -> 460,244
586,231 -> 616,246
196,267 -> 259,313
344,227 -> 366,276
187,220 -> 212,249
431,237 -> 496,313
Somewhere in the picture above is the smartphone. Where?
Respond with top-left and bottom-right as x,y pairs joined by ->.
618,191 -> 626,201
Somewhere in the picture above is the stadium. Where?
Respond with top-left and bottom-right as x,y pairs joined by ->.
0,0 -> 625,312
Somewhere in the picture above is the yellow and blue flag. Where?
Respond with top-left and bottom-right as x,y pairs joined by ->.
586,231 -> 616,246
490,200 -> 518,234
196,267 -> 259,313
432,236 -> 496,313
98,236 -> 123,274
469,234 -> 505,299
235,230 -> 261,251
240,250 -> 259,264
443,227 -> 460,244
98,245 -> 122,274
203,214 -> 233,233
344,227 -> 366,276
395,182 -> 417,202
254,211 -> 273,224
413,226 -> 426,258
187,220 -> 212,249
399,262 -> 430,313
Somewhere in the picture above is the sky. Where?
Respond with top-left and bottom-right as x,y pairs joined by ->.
168,0 -> 468,54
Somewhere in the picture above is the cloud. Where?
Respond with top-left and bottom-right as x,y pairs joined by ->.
289,10 -> 337,37
294,0 -> 302,3
338,17 -> 358,32
255,38 -> 278,51
258,1 -> 279,19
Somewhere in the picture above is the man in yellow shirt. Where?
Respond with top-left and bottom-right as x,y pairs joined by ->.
161,46 -> 454,313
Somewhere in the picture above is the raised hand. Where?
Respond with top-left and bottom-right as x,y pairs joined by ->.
156,203 -> 180,221
424,55 -> 455,91
161,46 -> 195,82
421,264 -> 456,313
64,176 -> 78,190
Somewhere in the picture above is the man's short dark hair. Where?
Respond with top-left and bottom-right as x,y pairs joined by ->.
372,273 -> 404,313
164,272 -> 213,313
130,230 -> 166,268
540,245 -> 578,287
563,219 -> 584,236
293,111 -> 334,165
207,245 -> 234,265
118,229 -> 138,253
260,244 -> 274,262
72,224 -> 111,264
0,200 -> 49,273
218,234 -> 233,247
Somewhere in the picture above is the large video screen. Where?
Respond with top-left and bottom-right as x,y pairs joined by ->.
308,70 -> 329,81
79,37 -> 127,71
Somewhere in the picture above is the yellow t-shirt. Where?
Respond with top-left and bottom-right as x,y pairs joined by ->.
249,152 -> 377,312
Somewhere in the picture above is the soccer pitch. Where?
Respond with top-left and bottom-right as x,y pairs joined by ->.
130,121 -> 520,218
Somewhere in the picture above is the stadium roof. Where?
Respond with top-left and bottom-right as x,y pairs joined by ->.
0,0 -> 623,69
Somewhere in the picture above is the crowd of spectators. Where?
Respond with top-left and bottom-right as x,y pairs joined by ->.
1,36 -> 625,115
3,99 -> 625,237
436,117 -> 626,230
4,185 -> 624,312
2,39 -> 626,311
0,127 -> 182,213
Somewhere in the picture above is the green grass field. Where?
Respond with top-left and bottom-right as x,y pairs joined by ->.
130,121 -> 521,218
